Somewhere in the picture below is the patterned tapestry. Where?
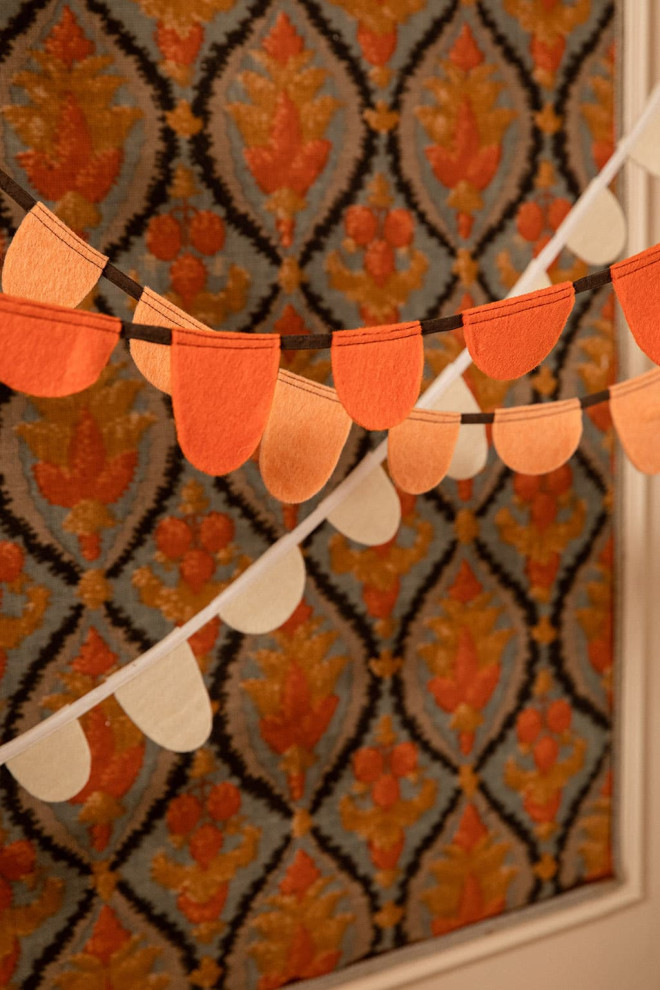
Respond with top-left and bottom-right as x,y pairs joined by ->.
0,1 -> 618,988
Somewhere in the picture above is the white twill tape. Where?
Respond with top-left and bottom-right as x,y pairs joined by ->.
1,82 -> 659,770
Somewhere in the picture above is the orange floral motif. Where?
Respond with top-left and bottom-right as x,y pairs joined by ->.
326,0 -> 425,87
42,628 -> 145,852
329,494 -> 433,637
496,467 -> 587,601
132,480 -> 237,663
18,365 -> 155,562
249,849 -> 352,989
340,716 -> 436,886
506,674 -> 586,838
416,25 -> 515,238
145,165 -> 250,326
3,6 -> 141,232
242,602 -> 348,801
577,771 -> 613,881
227,13 -> 341,247
576,540 -> 614,702
152,755 -> 259,941
0,819 -> 63,986
581,45 -> 615,171
131,0 -> 236,85
54,905 -> 169,989
419,561 -> 514,755
504,0 -> 590,89
0,541 -> 50,682
326,173 -> 428,324
421,803 -> 516,935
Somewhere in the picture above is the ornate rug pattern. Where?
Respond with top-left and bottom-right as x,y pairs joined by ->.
0,1 -> 617,987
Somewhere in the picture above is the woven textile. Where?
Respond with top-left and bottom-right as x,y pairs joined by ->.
0,2 -> 617,987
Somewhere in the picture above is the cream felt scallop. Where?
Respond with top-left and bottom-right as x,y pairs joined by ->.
327,466 -> 401,545
6,719 -> 92,802
217,545 -> 307,634
564,186 -> 627,265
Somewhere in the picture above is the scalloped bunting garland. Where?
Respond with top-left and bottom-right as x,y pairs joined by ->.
388,410 -> 461,494
609,368 -> 660,474
129,286 -> 197,392
564,186 -> 627,266
611,243 -> 660,365
2,202 -> 108,306
6,719 -> 92,802
492,399 -> 583,475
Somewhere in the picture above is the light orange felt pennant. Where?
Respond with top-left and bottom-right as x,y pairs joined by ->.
388,409 -> 461,494
171,327 -> 281,476
611,243 -> 660,365
610,368 -> 660,474
0,293 -> 120,397
130,287 -> 211,393
2,202 -> 107,306
331,321 -> 424,429
259,370 -> 352,503
463,282 -> 575,380
493,398 -> 583,474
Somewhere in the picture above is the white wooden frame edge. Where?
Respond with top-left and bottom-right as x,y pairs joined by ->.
304,3 -> 652,987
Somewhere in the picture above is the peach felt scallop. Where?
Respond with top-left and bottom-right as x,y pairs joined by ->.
6,720 -> 92,802
259,370 -> 352,503
611,243 -> 660,365
462,282 -> 575,380
130,287 -> 211,393
493,398 -> 583,474
115,641 -> 212,752
388,410 -> 461,494
171,326 -> 280,476
0,293 -> 120,396
2,203 -> 107,306
331,321 -> 424,429
610,368 -> 660,474
429,376 -> 489,480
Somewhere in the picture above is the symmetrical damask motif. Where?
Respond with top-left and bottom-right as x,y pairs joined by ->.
0,1 -> 618,987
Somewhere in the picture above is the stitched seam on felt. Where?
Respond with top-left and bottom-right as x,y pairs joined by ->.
0,298 -> 113,327
334,325 -> 419,344
138,302 -> 198,330
35,204 -> 106,265
282,377 -> 342,403
611,373 -> 660,398
0,307 -> 120,334
31,206 -> 106,268
465,291 -> 573,326
174,337 -> 278,351
407,410 -> 461,424
612,251 -> 660,280
612,244 -> 660,275
172,325 -> 278,345
494,405 -> 581,423
140,292 -> 205,330
464,285 -> 570,319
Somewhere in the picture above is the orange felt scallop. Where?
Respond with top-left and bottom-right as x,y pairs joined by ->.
260,370 -> 352,503
2,202 -> 107,306
171,326 -> 281,476
0,293 -> 120,396
331,321 -> 424,429
611,243 -> 660,365
493,398 -> 583,474
130,288 -> 211,393
388,409 -> 461,494
610,369 -> 660,474
463,282 -> 575,380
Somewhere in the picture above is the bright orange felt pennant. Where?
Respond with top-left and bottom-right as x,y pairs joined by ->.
171,327 -> 280,476
331,321 -> 424,429
388,409 -> 461,494
130,288 -> 211,393
2,203 -> 107,307
463,283 -> 575,380
260,370 -> 352,503
610,369 -> 660,474
0,294 -> 120,397
493,398 -> 582,474
611,243 -> 660,364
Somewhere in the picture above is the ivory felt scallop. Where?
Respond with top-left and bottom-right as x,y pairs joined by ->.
629,104 -> 660,177
429,376 -> 488,480
610,368 -> 660,474
171,326 -> 281,476
462,282 -> 575,381
564,186 -> 627,265
0,293 -> 120,396
2,202 -> 107,306
115,641 -> 213,752
612,243 -> 660,365
6,720 -> 92,802
327,466 -> 401,545
492,398 -> 583,474
217,545 -> 306,634
259,370 -> 352,503
388,410 -> 461,494
331,321 -> 424,429
131,287 -> 211,393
